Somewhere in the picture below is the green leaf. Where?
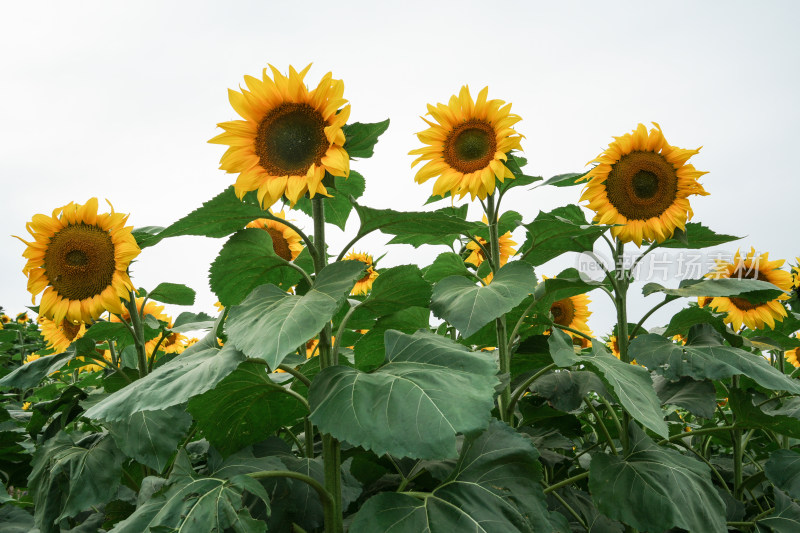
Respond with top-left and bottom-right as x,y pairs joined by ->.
172,311 -> 216,333
629,334 -> 800,393
653,376 -> 717,419
0,505 -> 34,533
131,226 -> 165,249
227,260 -> 365,369
765,450 -> 800,499
309,330 -> 499,459
187,360 -> 307,457
642,277 -> 784,304
105,406 -> 193,471
29,432 -> 125,531
536,171 -> 588,188
728,390 -> 800,438
83,321 -> 134,344
210,228 -> 303,306
589,422 -> 726,533
349,420 -> 563,533
148,282 -> 196,305
423,251 -> 472,283
342,119 -> 390,158
294,171 -> 366,230
431,261 -> 536,338
534,267 -> 610,307
352,306 -> 430,371
84,339 -> 245,422
351,265 -> 431,318
497,154 -> 543,195
758,490 -> 800,533
663,306 -> 728,338
0,350 -> 75,390
530,370 -> 608,412
547,327 -> 580,367
657,222 -> 741,249
519,205 -> 610,266
353,203 -> 481,248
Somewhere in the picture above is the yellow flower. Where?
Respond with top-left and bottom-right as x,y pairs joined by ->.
579,123 -> 708,246
15,198 -> 140,325
410,86 -> 523,200
0,315 -> 9,324
16,312 -> 29,324
24,353 -> 42,364
40,317 -> 87,353
607,335 -> 620,357
213,301 -> 225,312
112,297 -> 185,358
343,251 -> 379,295
465,216 -> 517,284
549,293 -> 592,343
792,257 -> 800,291
703,248 -> 792,331
246,210 -> 303,261
22,402 -> 32,411
786,347 -> 799,368
159,323 -> 189,355
209,64 -> 351,208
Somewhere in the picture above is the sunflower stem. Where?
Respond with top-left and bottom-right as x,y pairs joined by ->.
731,375 -> 744,499
612,241 -> 632,457
312,195 -> 343,533
485,193 -> 511,423
125,292 -> 149,378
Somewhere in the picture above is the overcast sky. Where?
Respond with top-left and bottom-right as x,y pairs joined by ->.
1,0 -> 798,337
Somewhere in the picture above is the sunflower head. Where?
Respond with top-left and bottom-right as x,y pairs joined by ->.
410,86 -> 523,201
40,316 -> 87,353
579,123 -> 708,246
210,64 -> 351,209
15,199 -> 140,325
343,251 -> 379,296
246,210 -> 303,261
16,312 -> 29,324
786,338 -> 800,369
0,315 -> 9,324
548,291 -> 592,344
607,335 -> 620,358
703,248 -> 792,331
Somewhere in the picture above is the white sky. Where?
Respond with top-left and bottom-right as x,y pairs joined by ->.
1,0 -> 798,337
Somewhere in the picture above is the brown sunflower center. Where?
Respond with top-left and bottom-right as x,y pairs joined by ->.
266,227 -> 293,261
605,151 -> 678,220
255,103 -> 328,176
729,265 -> 769,311
550,298 -> 576,327
62,320 -> 82,341
443,120 -> 497,173
43,224 -> 117,301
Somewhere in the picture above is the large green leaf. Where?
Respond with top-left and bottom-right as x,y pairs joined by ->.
758,490 -> 800,533
422,252 -> 472,283
349,420 -> 564,532
227,260 -> 365,369
765,450 -> 800,499
728,390 -> 800,438
84,339 -> 245,422
309,330 -> 499,459
187,360 -> 307,456
342,119 -> 390,158
657,222 -> 740,249
629,334 -> 800,393
431,261 -> 536,338
653,376 -> 717,419
350,265 -> 432,319
352,306 -> 430,371
209,228 -> 303,306
148,282 -> 196,305
105,406 -> 193,472
530,370 -> 608,412
0,505 -> 34,533
518,205 -> 611,266
352,203 -> 481,247
548,330 -> 668,437
535,171 -> 588,188
0,350 -> 75,390
642,277 -> 784,304
589,423 -> 726,533
29,432 -> 125,532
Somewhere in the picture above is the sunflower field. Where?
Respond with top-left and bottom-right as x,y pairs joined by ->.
3,65 -> 800,533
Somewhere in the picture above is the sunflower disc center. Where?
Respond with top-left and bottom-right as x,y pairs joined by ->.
730,267 -> 769,310
43,224 -> 117,301
256,103 -> 328,175
605,151 -> 678,220
444,120 -> 497,173
62,320 -> 82,341
266,227 -> 293,261
550,299 -> 575,327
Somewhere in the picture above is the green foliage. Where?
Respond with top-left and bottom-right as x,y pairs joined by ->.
342,119 -> 390,158
518,205 -> 611,265
148,282 -> 196,305
105,406 -> 193,471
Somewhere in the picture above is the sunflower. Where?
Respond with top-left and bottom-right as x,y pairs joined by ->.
579,123 -> 708,246
158,323 -> 189,355
465,216 -> 517,284
40,317 -> 87,353
703,248 -> 792,330
111,297 -> 179,358
246,210 -> 303,261
0,315 -> 9,324
16,199 -> 140,325
209,65 -> 351,208
343,251 -> 378,295
607,335 -> 620,358
786,342 -> 799,368
22,402 -> 32,411
16,312 -> 29,324
792,257 -> 800,292
410,86 -> 523,200
548,292 -> 592,343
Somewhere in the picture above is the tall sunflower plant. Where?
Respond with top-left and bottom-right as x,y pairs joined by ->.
2,67 -> 800,533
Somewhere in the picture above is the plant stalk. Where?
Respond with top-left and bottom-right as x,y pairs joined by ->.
486,193 -> 511,423
125,292 -> 149,378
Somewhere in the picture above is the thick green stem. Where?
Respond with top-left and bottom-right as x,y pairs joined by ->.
584,397 -> 618,455
248,469 -> 333,510
486,193 -> 511,422
731,375 -> 744,499
613,240 -> 632,457
125,293 -> 149,378
312,196 -> 343,533
542,471 -> 590,494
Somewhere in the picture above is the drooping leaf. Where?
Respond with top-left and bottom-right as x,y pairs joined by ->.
423,252 -> 472,283
728,390 -> 800,438
350,265 -> 431,319
105,405 -> 193,471
535,171 -> 588,188
657,222 -> 741,250
171,311 -> 216,333
342,119 -> 390,158
530,370 -> 608,412
589,422 -> 726,533
28,432 -> 125,532
653,375 -> 717,419
227,260 -> 365,369
0,350 -> 75,390
431,261 -> 536,338
642,277 -> 784,304
309,330 -> 499,459
187,360 -> 307,456
629,334 -> 800,393
148,282 -> 196,305
765,449 -> 800,499
352,203 -> 481,248
349,420 -> 564,533
84,339 -> 245,422
210,228 -> 303,306
518,205 -> 611,266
